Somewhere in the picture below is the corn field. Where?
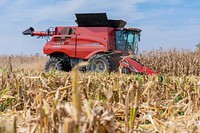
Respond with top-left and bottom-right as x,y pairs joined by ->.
0,49 -> 200,133
140,49 -> 200,76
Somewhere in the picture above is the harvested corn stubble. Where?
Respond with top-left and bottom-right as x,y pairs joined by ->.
0,49 -> 200,132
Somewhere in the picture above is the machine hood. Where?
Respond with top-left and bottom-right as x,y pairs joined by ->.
75,13 -> 126,28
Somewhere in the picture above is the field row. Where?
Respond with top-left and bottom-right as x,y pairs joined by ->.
0,69 -> 200,132
0,49 -> 200,76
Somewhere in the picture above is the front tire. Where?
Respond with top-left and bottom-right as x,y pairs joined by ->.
45,57 -> 64,71
87,54 -> 114,73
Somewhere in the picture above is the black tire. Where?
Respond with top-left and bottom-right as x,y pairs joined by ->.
45,57 -> 64,71
87,54 -> 114,73
107,56 -> 117,72
121,67 -> 130,74
63,63 -> 72,72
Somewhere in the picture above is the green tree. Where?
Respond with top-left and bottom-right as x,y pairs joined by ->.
196,43 -> 200,49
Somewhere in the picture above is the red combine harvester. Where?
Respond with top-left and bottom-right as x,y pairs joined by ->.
23,13 -> 156,75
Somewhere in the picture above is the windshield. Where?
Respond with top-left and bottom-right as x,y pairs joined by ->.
115,30 -> 140,54
126,31 -> 139,54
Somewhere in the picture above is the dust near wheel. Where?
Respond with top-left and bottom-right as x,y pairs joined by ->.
45,57 -> 64,71
87,54 -> 115,73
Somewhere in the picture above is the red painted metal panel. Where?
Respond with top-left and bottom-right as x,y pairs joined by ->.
43,26 -> 113,59
120,56 -> 157,75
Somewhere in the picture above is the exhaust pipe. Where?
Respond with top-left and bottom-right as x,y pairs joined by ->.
22,27 -> 34,36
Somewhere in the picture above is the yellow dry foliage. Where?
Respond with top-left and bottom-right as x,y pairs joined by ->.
140,49 -> 200,76
0,49 -> 200,133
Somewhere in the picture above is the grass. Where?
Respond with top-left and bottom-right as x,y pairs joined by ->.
0,49 -> 200,133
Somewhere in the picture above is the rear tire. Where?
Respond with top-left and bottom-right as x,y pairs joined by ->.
45,57 -> 65,71
87,54 -> 114,73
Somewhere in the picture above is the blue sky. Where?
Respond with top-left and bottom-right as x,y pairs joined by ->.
0,0 -> 199,55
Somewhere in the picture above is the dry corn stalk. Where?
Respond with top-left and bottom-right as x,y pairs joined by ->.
0,51 -> 200,133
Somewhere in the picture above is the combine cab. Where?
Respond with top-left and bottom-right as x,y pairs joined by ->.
23,13 -> 156,75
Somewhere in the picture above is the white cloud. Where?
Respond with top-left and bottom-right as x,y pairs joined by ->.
0,0 -> 199,54
0,0 -> 147,54
2,0 -> 146,25
30,0 -> 86,24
